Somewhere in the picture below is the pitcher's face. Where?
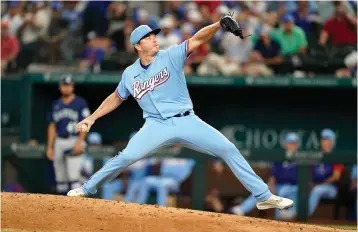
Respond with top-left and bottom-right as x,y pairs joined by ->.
136,33 -> 160,55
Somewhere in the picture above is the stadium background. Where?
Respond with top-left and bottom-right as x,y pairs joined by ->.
1,0 -> 357,230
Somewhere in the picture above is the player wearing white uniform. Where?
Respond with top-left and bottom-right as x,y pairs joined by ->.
68,19 -> 293,211
47,76 -> 90,194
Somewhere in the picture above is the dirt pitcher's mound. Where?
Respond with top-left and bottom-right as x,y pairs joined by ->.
1,192 -> 347,232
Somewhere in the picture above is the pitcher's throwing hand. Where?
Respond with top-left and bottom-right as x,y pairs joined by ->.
77,117 -> 95,132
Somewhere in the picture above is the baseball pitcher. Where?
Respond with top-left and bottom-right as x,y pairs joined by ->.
68,13 -> 293,211
47,75 -> 91,194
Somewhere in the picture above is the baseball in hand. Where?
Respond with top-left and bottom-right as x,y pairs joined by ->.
81,124 -> 88,132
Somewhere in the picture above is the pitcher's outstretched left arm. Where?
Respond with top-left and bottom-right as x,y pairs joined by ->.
187,22 -> 221,54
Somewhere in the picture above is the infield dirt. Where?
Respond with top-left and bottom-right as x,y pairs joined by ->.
1,192 -> 349,232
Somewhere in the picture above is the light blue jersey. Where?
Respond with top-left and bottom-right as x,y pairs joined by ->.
116,41 -> 193,119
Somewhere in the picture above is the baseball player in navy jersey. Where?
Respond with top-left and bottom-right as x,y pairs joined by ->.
47,75 -> 91,194
67,19 -> 293,211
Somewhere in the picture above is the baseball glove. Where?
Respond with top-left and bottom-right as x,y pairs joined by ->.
220,12 -> 251,39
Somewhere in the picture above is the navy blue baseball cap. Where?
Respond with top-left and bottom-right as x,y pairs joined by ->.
321,128 -> 336,140
130,25 -> 161,46
284,132 -> 299,144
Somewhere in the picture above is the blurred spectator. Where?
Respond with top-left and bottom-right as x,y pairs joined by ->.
186,9 -> 204,32
79,32 -> 114,72
61,1 -> 82,32
246,1 -> 268,16
316,1 -> 356,23
181,23 -> 209,75
42,3 -> 69,64
107,2 -> 126,19
82,1 -> 112,43
211,4 -> 229,23
133,157 -> 195,206
292,1 -> 321,39
107,3 -> 128,36
236,3 -> 260,35
194,1 -> 221,14
110,20 -> 135,53
309,129 -> 344,217
319,1 -> 357,48
229,132 -> 299,220
266,1 -> 289,22
17,1 -> 50,70
198,4 -> 213,26
1,21 -> 19,76
60,1 -> 84,63
198,23 -> 252,76
268,14 -> 308,74
247,24 -> 282,76
134,8 -> 159,30
274,14 -> 308,56
163,1 -> 186,22
266,1 -> 318,16
2,1 -> 24,36
156,16 -> 181,50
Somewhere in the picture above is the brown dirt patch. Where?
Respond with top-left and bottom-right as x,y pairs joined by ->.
1,192 -> 348,232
